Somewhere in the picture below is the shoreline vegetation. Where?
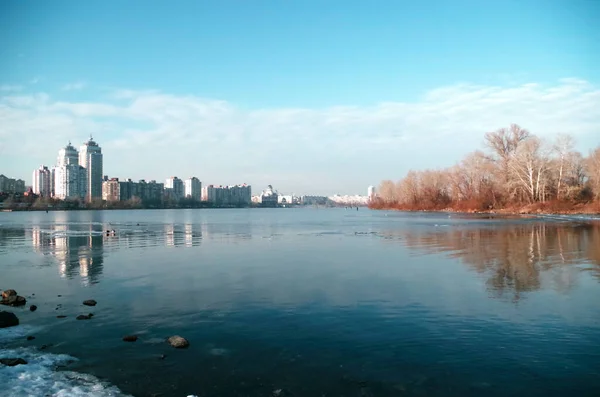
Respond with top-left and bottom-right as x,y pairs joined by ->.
370,124 -> 600,216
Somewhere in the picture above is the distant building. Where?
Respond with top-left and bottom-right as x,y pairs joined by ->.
278,194 -> 299,205
0,174 -> 26,194
260,185 -> 278,207
165,177 -> 184,200
102,178 -> 120,202
184,177 -> 201,200
368,186 -> 376,202
54,164 -> 87,200
54,142 -> 87,200
301,195 -> 329,206
32,165 -> 52,197
202,184 -> 251,206
328,194 -> 369,206
79,136 -> 103,202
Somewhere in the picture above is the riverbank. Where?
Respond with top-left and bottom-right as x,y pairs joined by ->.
369,200 -> 600,216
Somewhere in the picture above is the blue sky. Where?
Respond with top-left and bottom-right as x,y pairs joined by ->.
0,0 -> 599,195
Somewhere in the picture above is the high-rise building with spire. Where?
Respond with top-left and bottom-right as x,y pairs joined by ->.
79,136 -> 103,202
54,142 -> 87,200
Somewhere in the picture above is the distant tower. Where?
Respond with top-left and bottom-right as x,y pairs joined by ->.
368,186 -> 376,202
184,177 -> 202,200
79,136 -> 103,202
54,142 -> 87,200
165,177 -> 184,200
32,165 -> 52,197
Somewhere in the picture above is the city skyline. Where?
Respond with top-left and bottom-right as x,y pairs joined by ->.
1,1 -> 599,196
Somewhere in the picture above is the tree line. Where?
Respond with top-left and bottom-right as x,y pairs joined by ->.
371,124 -> 600,213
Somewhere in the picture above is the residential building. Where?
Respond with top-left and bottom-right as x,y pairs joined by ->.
0,174 -> 26,194
300,195 -> 329,206
184,177 -> 201,200
102,178 -> 120,202
165,177 -> 184,200
54,164 -> 87,200
202,184 -> 251,206
32,165 -> 52,197
79,136 -> 103,202
368,186 -> 376,202
260,185 -> 278,207
54,142 -> 87,200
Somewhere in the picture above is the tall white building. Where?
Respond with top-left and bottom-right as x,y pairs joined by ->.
54,142 -> 87,200
79,136 -> 103,202
368,186 -> 376,202
165,177 -> 184,200
184,177 -> 201,200
32,165 -> 52,197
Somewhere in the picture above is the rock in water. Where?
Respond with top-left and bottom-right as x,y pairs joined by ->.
167,335 -> 189,348
76,314 -> 93,320
83,299 -> 97,306
0,358 -> 28,366
123,335 -> 138,342
26,336 -> 35,341
0,289 -> 26,307
56,315 -> 67,319
0,311 -> 19,328
30,305 -> 37,312
1,290 -> 16,299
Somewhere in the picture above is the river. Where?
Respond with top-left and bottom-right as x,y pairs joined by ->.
1,209 -> 599,396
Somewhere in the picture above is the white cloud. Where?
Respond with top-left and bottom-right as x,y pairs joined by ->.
0,79 -> 599,195
29,77 -> 40,84
61,81 -> 86,91
0,85 -> 22,92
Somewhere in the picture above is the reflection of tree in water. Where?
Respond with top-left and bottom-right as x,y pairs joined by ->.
32,227 -> 104,286
394,222 -> 600,301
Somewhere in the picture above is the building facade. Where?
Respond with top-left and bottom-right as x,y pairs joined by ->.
202,184 -> 251,206
260,185 -> 278,207
0,174 -> 26,194
102,178 -> 121,201
79,137 -> 103,202
54,164 -> 87,200
54,142 -> 87,200
32,165 -> 52,197
165,177 -> 184,201
184,177 -> 201,200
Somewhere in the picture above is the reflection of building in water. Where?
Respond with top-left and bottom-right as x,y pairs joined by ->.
31,225 -> 104,286
165,223 -> 201,247
394,222 -> 600,302
166,224 -> 175,247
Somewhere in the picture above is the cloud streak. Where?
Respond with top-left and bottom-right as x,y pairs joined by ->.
1,78 -> 599,195
61,81 -> 87,91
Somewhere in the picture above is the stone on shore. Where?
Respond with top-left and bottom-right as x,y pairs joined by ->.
0,311 -> 19,328
83,299 -> 97,306
123,335 -> 138,342
0,358 -> 28,366
167,335 -> 189,348
1,289 -> 27,307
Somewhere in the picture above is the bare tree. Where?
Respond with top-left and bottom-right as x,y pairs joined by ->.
485,124 -> 531,199
587,147 -> 600,201
552,134 -> 575,200
508,136 -> 551,203
378,180 -> 397,203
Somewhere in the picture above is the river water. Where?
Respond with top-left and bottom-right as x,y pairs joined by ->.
1,209 -> 599,397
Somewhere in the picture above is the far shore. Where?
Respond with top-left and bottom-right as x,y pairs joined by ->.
369,201 -> 600,218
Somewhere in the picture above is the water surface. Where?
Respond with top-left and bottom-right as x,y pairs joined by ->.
1,209 -> 600,396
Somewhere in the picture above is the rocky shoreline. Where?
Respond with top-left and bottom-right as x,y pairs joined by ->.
1,288 -> 190,374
